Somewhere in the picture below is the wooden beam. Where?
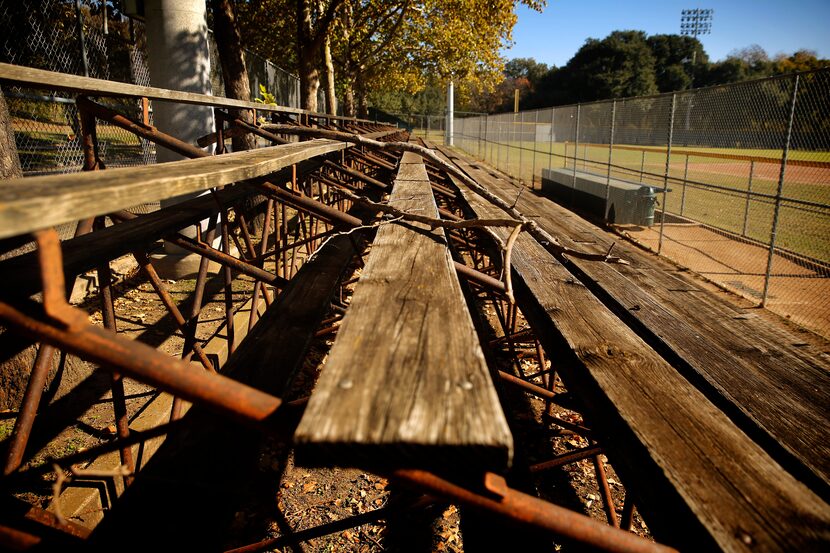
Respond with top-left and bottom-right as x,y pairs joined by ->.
0,140 -> 346,239
432,144 -> 830,552
0,63 -> 368,122
294,151 -> 513,471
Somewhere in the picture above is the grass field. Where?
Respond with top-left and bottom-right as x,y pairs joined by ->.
12,116 -> 151,173
451,136 -> 830,263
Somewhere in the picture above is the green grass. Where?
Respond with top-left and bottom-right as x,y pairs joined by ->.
451,137 -> 830,263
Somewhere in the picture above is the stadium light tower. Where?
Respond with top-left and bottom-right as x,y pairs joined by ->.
680,8 -> 714,38
680,8 -> 713,85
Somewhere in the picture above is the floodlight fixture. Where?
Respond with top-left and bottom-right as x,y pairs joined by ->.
680,8 -> 714,37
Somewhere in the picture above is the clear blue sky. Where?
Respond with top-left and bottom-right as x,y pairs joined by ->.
505,0 -> 830,67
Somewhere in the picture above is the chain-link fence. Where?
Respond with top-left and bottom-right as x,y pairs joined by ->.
452,69 -> 830,339
0,0 -> 306,179
382,112 -> 449,143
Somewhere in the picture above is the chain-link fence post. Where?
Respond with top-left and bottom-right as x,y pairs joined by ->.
761,74 -> 800,307
680,153 -> 689,216
572,103 -> 581,191
518,111 -> 523,181
657,94 -> 677,255
530,109 -> 542,190
741,160 -> 755,236
548,107 -> 555,173
604,100 -> 617,221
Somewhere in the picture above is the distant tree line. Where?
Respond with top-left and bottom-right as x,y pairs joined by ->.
474,30 -> 829,113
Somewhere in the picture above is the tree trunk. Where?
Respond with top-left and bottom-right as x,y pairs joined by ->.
210,0 -> 256,152
211,0 -> 265,231
0,86 -> 42,411
342,79 -> 356,117
299,52 -> 320,112
322,35 -> 337,115
297,0 -> 319,112
356,72 -> 368,118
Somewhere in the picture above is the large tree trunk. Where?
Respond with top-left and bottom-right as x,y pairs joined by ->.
356,72 -> 368,118
0,88 -> 20,180
322,35 -> 337,115
210,0 -> 256,152
0,87 -> 44,411
342,79 -> 356,117
297,0 -> 319,112
298,52 -> 320,112
211,0 -> 265,231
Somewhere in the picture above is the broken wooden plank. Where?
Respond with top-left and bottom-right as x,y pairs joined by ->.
433,144 -> 830,552
294,151 -> 513,471
469,156 -> 830,497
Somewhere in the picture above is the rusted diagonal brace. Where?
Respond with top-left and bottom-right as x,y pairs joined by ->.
256,181 -> 507,294
109,210 -> 289,290
389,469 -> 676,553
218,115 -> 391,192
0,300 -> 283,427
1,233 -> 283,426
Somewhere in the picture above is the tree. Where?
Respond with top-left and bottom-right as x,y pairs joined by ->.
536,30 -> 658,105
296,0 -> 346,111
774,50 -> 830,73
331,0 -> 412,117
646,34 -> 705,91
210,0 -> 257,152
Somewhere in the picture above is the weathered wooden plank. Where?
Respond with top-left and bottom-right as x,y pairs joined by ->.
433,144 -> 830,552
0,140 -> 348,239
0,63 -> 363,122
294,151 -> 513,471
469,158 -> 830,496
89,232 -> 361,548
0,159 -> 329,302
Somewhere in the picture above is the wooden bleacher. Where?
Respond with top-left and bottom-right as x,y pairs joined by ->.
430,141 -> 830,551
294,151 -> 513,471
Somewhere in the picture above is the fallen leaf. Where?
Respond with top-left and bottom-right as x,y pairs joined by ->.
302,481 -> 317,493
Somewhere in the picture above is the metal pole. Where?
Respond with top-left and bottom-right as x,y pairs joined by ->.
478,115 -> 483,159
657,94 -> 676,255
446,80 -> 454,146
532,110 -> 539,189
549,107 -> 555,174
74,0 -> 90,77
482,114 -> 488,163
742,160 -> 755,237
572,104 -> 581,193
519,111 -> 524,183
639,150 -> 646,183
604,101 -> 617,222
761,74 -> 799,307
680,154 -> 689,216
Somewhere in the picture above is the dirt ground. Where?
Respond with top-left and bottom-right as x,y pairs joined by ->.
619,221 -> 830,338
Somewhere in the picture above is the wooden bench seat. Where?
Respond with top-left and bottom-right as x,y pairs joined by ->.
431,143 -> 830,552
456,151 -> 830,498
294,151 -> 513,471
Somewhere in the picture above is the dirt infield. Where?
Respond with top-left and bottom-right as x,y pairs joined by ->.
618,222 -> 830,338
680,160 -> 830,187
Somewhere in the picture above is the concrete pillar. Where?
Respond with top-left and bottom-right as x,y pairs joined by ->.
446,80 -> 454,146
144,0 -> 219,276
145,0 -> 215,162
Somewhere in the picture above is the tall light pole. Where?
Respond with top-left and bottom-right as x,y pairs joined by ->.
680,8 -> 713,75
